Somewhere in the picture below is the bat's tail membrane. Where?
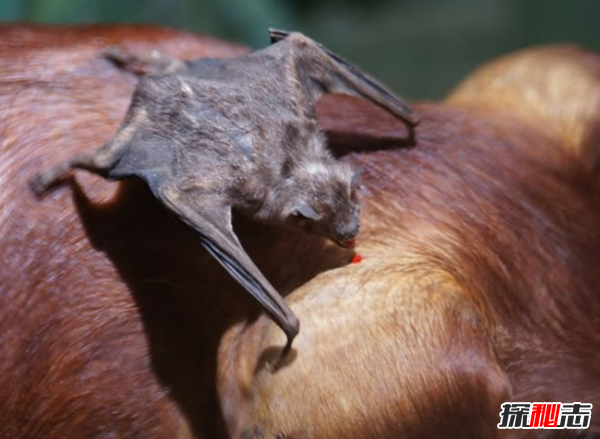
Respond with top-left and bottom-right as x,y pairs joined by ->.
268,28 -> 419,127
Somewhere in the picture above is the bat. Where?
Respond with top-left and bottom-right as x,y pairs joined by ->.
31,29 -> 418,356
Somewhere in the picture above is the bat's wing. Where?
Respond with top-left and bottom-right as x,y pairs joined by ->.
158,184 -> 300,351
269,29 -> 419,127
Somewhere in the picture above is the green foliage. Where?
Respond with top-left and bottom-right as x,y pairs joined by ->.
2,0 -> 599,99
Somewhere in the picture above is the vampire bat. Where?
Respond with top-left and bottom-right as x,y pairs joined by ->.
31,29 -> 418,355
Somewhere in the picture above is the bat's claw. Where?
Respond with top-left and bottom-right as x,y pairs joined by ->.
271,335 -> 296,371
29,168 -> 63,195
264,314 -> 299,372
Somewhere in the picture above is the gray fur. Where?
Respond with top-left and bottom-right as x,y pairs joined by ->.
31,30 -> 417,353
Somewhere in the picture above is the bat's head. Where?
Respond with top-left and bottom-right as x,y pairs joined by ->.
281,160 -> 361,248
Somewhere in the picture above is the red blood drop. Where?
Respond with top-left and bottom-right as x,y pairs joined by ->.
351,254 -> 363,264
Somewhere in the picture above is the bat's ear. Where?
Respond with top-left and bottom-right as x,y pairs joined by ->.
292,202 -> 323,221
351,167 -> 363,190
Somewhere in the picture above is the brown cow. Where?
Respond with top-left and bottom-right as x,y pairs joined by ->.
0,24 -> 599,439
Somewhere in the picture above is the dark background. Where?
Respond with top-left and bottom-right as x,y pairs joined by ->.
2,0 -> 599,100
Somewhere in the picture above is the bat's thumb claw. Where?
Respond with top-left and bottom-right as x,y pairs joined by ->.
272,337 -> 297,371
270,316 -> 299,371
284,313 -> 300,340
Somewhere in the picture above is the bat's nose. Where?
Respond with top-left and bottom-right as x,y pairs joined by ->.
336,220 -> 359,248
340,217 -> 359,238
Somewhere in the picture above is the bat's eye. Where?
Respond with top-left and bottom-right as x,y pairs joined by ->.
292,202 -> 323,221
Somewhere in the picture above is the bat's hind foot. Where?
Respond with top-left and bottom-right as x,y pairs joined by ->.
102,46 -> 187,76
30,150 -> 115,195
30,164 -> 71,195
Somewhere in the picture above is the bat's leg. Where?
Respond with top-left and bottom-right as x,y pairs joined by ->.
30,150 -> 111,194
102,46 -> 188,75
158,185 -> 300,355
30,109 -> 146,194
270,29 -> 419,126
